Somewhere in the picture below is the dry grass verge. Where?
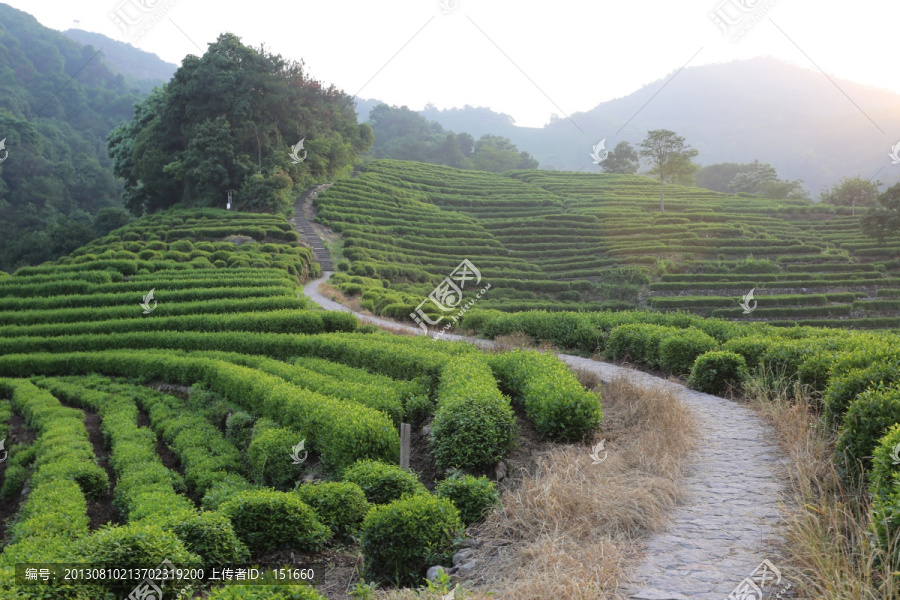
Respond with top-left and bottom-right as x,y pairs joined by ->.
374,374 -> 698,600
746,374 -> 898,600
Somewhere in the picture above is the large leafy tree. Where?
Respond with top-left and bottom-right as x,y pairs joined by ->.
819,175 -> 881,216
638,130 -> 698,211
109,33 -> 373,216
861,183 -> 900,239
601,141 -> 640,174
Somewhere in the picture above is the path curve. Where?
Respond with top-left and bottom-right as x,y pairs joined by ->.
295,198 -> 787,600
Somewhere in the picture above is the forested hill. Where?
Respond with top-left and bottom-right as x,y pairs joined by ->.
62,28 -> 177,92
0,4 -> 147,271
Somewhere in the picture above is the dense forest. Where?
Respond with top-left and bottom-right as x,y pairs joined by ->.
0,5 -> 149,271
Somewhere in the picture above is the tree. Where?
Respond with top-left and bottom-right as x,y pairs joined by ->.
727,160 -> 778,194
601,141 -> 639,174
638,130 -> 698,211
820,175 -> 881,216
92,207 -> 134,236
108,33 -> 372,216
471,135 -> 538,172
861,183 -> 900,239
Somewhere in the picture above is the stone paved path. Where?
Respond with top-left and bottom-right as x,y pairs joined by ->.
294,194 -> 788,599
292,185 -> 334,271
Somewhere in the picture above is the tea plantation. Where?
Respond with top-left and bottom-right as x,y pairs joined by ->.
0,208 -> 602,598
318,160 -> 900,328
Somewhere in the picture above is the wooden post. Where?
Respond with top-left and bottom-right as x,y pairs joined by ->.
400,423 -> 411,470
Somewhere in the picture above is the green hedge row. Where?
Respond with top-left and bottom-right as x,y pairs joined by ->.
84,377 -> 248,499
0,351 -> 399,474
487,349 -> 602,441
33,377 -> 196,524
0,309 -> 357,339
195,351 -> 405,427
430,355 -> 517,471
0,285 -> 294,312
0,296 -> 308,327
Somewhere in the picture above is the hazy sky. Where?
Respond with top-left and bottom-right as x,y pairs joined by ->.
7,0 -> 897,128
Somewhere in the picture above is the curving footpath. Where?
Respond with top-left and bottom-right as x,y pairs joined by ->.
295,193 -> 788,599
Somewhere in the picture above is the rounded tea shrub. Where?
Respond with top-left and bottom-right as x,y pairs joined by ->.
78,523 -> 200,589
247,427 -> 305,489
658,329 -> 718,375
342,459 -> 428,505
168,511 -> 250,568
361,494 -> 462,586
434,474 -> 500,526
219,489 -> 330,555
688,351 -> 748,395
295,481 -> 370,539
429,397 -> 517,472
869,425 -> 900,563
200,473 -> 254,511
836,385 -> 900,479
823,361 -> 900,426
225,411 -> 256,450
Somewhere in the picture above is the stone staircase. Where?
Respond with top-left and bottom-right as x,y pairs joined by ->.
292,184 -> 334,272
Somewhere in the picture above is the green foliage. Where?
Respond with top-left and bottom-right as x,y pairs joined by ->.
219,489 -> 330,555
342,459 -> 428,505
429,355 -> 518,471
169,511 -> 250,569
248,426 -> 305,489
823,361 -> 900,426
862,182 -> 900,240
78,523 -> 201,587
836,385 -> 900,478
688,351 -> 749,395
201,474 -> 254,511
226,411 -> 256,450
109,33 -> 372,215
658,328 -> 718,375
434,473 -> 500,526
487,349 -> 602,441
295,481 -> 371,539
360,494 -> 462,586
605,323 -> 680,369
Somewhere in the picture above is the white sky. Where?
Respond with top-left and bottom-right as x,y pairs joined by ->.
6,0 -> 898,128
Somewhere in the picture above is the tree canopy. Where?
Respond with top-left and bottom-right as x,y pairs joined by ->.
0,4 -> 144,271
861,183 -> 900,239
109,33 -> 373,216
366,103 -> 537,171
819,175 -> 880,216
638,130 -> 698,211
601,141 -> 640,174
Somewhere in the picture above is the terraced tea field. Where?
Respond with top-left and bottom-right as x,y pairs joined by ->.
316,160 -> 900,328
0,208 -> 602,598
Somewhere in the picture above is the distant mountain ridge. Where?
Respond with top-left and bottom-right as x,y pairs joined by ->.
360,57 -> 900,194
62,28 -> 176,93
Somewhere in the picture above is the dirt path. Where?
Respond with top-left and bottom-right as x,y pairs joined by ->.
294,194 -> 788,599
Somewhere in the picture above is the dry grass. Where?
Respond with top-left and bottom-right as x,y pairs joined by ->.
746,373 -> 899,600
318,281 -> 347,304
372,374 -> 698,600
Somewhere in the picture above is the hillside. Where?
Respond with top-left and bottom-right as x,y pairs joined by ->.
381,57 -> 900,193
0,207 -> 599,598
62,28 -> 176,92
0,4 -> 146,271
315,160 -> 900,328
